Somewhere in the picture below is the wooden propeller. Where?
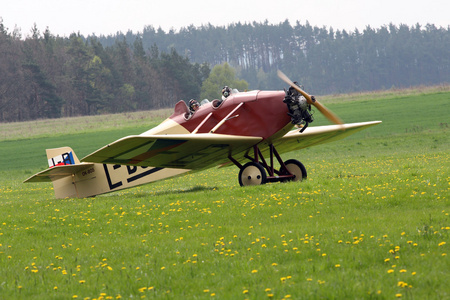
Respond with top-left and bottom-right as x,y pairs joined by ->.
277,70 -> 343,125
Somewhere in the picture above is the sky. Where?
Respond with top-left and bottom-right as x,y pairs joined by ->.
1,0 -> 449,38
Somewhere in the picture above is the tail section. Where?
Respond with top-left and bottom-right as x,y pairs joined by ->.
25,147 -> 189,199
25,147 -> 96,198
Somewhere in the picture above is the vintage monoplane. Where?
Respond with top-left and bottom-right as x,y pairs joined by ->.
24,71 -> 381,199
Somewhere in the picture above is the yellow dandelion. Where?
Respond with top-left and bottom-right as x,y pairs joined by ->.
251,270 -> 258,274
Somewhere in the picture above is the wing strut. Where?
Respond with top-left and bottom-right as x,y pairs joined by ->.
210,102 -> 244,133
192,112 -> 213,134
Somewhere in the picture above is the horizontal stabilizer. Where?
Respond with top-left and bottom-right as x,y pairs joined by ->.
24,163 -> 95,183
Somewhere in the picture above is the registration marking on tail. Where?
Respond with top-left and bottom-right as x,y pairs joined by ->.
48,152 -> 76,168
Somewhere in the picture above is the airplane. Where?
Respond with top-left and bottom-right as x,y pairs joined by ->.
24,71 -> 381,199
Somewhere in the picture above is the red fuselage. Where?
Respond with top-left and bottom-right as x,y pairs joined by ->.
169,90 -> 292,140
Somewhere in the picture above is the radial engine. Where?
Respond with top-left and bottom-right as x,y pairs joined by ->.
283,82 -> 314,132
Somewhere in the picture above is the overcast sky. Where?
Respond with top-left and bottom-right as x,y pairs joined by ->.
2,0 -> 449,37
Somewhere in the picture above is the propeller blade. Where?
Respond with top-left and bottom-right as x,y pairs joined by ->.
277,70 -> 343,125
277,70 -> 313,104
310,99 -> 344,125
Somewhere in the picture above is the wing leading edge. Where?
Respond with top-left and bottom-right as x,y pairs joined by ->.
81,122 -> 380,171
81,133 -> 263,170
271,121 -> 382,154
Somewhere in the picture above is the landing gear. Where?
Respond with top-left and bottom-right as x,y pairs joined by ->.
230,145 -> 307,187
238,162 -> 267,186
283,159 -> 307,182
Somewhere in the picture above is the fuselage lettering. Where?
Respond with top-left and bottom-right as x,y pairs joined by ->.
103,164 -> 163,190
127,165 -> 137,174
103,164 -> 123,190
127,167 -> 162,183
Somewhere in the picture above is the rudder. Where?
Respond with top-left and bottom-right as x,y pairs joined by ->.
46,147 -> 80,168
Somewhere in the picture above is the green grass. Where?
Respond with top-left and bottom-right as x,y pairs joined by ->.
0,88 -> 449,299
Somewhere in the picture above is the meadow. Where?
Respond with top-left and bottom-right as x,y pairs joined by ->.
0,87 -> 449,299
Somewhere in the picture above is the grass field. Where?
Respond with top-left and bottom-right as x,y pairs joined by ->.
0,88 -> 449,299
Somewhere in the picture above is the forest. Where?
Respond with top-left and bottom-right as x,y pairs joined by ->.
1,19 -> 449,122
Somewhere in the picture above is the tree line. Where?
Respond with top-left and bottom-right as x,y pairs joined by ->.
0,22 -> 209,122
99,20 -> 450,93
1,19 -> 449,122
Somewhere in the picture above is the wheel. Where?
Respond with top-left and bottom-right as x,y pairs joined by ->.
284,159 -> 307,182
238,162 -> 267,186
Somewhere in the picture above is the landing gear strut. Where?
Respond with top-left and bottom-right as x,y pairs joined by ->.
230,144 -> 307,187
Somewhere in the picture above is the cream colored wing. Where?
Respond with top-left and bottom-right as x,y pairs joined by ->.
270,121 -> 382,154
81,133 -> 263,170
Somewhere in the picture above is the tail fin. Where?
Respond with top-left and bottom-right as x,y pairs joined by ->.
25,147 -> 95,199
46,147 -> 80,167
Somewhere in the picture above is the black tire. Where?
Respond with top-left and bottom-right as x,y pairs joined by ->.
238,162 -> 267,186
284,159 -> 307,182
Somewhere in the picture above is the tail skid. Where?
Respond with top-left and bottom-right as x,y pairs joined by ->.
24,147 -> 188,199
